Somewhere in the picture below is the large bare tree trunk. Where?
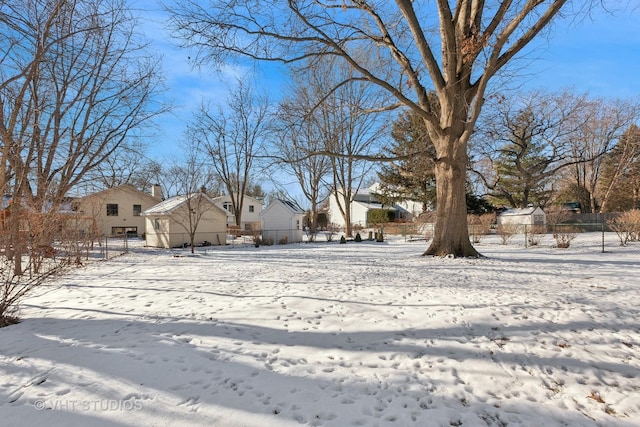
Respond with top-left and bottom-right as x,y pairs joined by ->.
425,136 -> 478,257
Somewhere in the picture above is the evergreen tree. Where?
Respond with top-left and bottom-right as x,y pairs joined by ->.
487,107 -> 558,208
377,111 -> 436,213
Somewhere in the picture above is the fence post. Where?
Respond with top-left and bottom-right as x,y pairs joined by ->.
524,224 -> 528,248
601,220 -> 605,253
105,235 -> 108,259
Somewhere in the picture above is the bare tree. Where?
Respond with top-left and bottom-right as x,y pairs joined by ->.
189,77 -> 270,229
89,141 -> 164,193
274,77 -> 332,237
167,0 -> 585,257
1,0 -> 167,275
327,79 -> 387,237
290,57 -> 387,237
471,90 -> 590,209
273,56 -> 386,237
599,125 -> 640,212
164,139 -> 216,253
568,101 -> 640,213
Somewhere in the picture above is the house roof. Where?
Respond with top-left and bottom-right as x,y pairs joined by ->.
280,199 -> 305,214
279,199 -> 305,214
0,195 -> 75,213
260,199 -> 305,217
211,194 -> 263,205
352,200 -> 397,211
143,193 -> 220,216
77,184 -> 159,201
499,207 -> 544,216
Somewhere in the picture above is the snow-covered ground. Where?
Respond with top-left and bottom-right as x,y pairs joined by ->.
1,234 -> 639,427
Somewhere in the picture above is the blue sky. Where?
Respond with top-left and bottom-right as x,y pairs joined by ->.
522,8 -> 640,98
139,3 -> 640,186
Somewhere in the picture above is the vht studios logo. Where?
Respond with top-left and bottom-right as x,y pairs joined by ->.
33,399 -> 143,411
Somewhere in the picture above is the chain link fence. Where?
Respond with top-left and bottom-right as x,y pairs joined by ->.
468,222 -> 640,251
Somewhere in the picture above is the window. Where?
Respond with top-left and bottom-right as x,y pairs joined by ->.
249,205 -> 254,213
106,204 -> 119,216
133,204 -> 142,216
223,203 -> 232,212
154,218 -> 160,230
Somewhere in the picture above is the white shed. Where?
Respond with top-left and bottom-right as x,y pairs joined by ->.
260,199 -> 305,244
497,207 -> 546,227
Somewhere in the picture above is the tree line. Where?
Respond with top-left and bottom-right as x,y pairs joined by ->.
380,90 -> 640,215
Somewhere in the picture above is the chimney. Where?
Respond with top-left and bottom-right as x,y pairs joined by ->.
151,184 -> 163,200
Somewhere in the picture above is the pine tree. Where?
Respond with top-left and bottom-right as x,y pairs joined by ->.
377,111 -> 436,213
489,108 -> 555,208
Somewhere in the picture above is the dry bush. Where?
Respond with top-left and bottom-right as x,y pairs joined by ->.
246,223 -> 262,246
527,224 -> 547,246
424,225 -> 434,242
416,212 -> 436,241
325,223 -> 341,242
552,224 -> 579,248
1,212 -> 66,326
468,213 -> 495,243
228,225 -> 242,238
496,223 -> 519,245
607,209 -> 640,246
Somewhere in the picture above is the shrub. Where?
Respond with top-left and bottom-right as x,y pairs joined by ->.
326,223 -> 341,242
367,209 -> 394,225
1,211 -> 67,326
339,235 -> 347,244
496,223 -> 519,245
527,224 -> 547,246
468,213 -> 494,243
607,209 -> 640,246
354,232 -> 362,242
552,224 -> 579,248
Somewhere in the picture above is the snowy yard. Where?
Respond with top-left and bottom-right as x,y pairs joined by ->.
1,234 -> 639,427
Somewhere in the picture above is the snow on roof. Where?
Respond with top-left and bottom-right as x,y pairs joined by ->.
499,207 -> 543,216
278,199 -> 305,214
143,193 -> 215,216
352,200 -> 397,211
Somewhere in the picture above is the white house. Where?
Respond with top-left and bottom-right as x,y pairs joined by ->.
143,193 -> 227,248
328,184 -> 424,228
260,199 -> 305,244
211,194 -> 263,231
497,207 -> 547,228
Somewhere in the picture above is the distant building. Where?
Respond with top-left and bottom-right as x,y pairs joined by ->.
260,199 -> 305,243
497,207 -> 546,228
328,184 -> 425,228
73,185 -> 161,237
143,193 -> 227,248
211,194 -> 263,231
